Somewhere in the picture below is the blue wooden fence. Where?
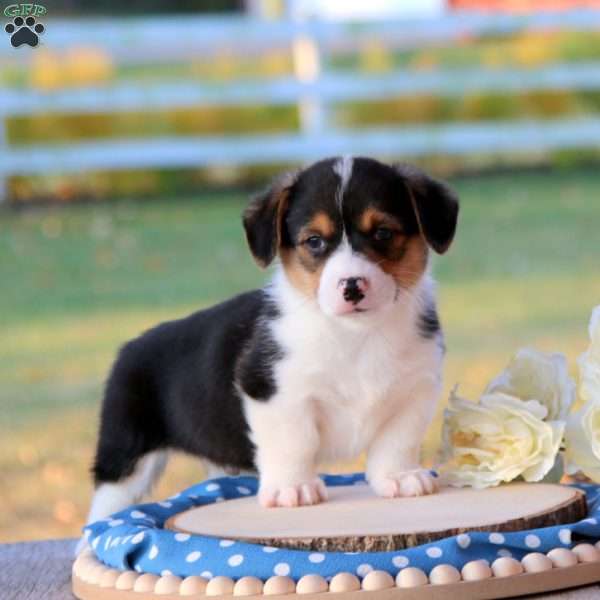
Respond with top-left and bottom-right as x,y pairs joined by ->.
1,9 -> 600,201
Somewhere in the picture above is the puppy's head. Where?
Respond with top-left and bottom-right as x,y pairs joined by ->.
243,157 -> 459,317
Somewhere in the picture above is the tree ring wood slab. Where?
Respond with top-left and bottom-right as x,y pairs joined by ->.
167,483 -> 587,551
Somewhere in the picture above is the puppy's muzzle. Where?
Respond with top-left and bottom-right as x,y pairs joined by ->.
339,277 -> 368,305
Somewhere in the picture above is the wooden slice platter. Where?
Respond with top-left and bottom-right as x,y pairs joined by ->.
167,483 -> 587,551
73,483 -> 599,600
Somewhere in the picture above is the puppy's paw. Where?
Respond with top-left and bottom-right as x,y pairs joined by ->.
370,469 -> 438,498
258,478 -> 327,508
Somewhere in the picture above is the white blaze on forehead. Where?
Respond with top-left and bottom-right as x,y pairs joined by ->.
333,155 -> 353,213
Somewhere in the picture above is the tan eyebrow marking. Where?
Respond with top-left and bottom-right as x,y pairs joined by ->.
359,207 -> 404,233
299,211 -> 336,240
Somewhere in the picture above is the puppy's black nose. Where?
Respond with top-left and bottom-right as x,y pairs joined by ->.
341,277 -> 366,305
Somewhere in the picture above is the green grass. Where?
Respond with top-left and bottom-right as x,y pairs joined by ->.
2,169 -> 599,541
1,193 -> 261,322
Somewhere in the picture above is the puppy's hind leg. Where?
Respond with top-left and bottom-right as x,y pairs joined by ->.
88,449 -> 168,524
75,449 -> 168,555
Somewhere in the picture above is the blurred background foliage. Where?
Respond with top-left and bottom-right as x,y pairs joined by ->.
34,0 -> 244,16
4,16 -> 600,202
1,0 -> 600,542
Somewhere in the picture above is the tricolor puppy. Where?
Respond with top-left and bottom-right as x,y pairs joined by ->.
85,156 -> 459,528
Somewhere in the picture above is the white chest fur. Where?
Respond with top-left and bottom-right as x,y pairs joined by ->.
247,268 -> 443,464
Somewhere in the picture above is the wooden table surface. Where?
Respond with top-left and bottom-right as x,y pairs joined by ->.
0,539 -> 599,600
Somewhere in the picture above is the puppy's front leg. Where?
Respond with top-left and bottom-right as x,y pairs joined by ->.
246,397 -> 326,508
367,379 -> 440,498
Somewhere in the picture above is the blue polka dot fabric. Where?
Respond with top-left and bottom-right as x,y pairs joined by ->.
84,473 -> 600,581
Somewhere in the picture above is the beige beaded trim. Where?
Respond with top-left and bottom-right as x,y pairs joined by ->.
73,542 -> 600,599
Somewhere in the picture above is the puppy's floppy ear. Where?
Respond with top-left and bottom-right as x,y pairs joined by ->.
243,171 -> 298,268
395,164 -> 459,254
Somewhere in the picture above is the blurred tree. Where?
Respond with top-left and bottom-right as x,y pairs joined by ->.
47,0 -> 244,16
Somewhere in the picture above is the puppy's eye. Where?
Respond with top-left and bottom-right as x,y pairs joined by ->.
373,227 -> 394,241
304,235 -> 326,252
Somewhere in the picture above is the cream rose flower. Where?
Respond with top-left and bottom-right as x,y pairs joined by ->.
564,305 -> 600,481
565,400 -> 600,481
485,348 -> 575,421
440,390 -> 565,489
578,305 -> 600,404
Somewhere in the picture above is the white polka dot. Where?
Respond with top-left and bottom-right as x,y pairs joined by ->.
456,534 -> 471,549
489,533 -> 505,544
220,539 -> 235,547
121,536 -> 132,545
131,532 -> 145,544
274,563 -> 290,576
344,552 -> 359,555
497,549 -> 512,558
104,536 -> 112,550
168,493 -> 180,500
583,517 -> 598,525
158,501 -> 172,508
206,483 -> 220,492
108,519 -> 124,527
161,570 -> 172,577
392,555 -> 409,568
357,564 -> 373,577
426,547 -> 443,559
186,551 -> 202,563
263,546 -> 278,553
228,554 -> 244,567
92,537 -> 100,549
110,537 -> 121,547
525,534 -> 541,549
215,496 -> 225,503
308,553 -> 325,563
130,511 -> 146,519
237,486 -> 251,495
559,529 -> 571,545
175,533 -> 190,542
134,565 -> 142,573
149,545 -> 159,560
201,571 -> 213,579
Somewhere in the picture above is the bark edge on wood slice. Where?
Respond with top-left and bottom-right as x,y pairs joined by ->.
167,483 -> 587,552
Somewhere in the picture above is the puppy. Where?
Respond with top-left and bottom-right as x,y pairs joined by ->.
85,156 -> 459,528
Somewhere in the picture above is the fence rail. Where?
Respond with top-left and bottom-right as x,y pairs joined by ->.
4,62 -> 600,116
5,118 -> 600,176
2,9 -> 600,201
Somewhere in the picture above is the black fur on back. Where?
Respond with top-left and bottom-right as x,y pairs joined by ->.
235,298 -> 284,402
93,290 -> 279,484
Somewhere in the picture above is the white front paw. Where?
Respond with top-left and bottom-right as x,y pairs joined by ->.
370,469 -> 438,498
258,478 -> 328,508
